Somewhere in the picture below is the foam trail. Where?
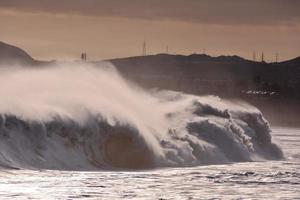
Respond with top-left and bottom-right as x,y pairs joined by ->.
0,62 -> 283,170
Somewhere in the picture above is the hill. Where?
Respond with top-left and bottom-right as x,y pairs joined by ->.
108,54 -> 300,98
0,41 -> 36,65
278,56 -> 300,66
0,41 -> 299,98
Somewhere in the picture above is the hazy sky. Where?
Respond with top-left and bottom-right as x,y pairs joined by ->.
0,0 -> 299,61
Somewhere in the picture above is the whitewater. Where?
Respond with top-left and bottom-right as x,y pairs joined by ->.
0,62 -> 298,199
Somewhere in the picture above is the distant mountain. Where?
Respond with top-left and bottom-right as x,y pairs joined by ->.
109,53 -> 279,82
109,54 -> 300,98
278,57 -> 300,67
0,41 -> 299,98
109,53 -> 255,80
0,41 -> 35,65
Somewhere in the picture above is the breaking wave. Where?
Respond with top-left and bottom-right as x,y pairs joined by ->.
0,62 -> 283,170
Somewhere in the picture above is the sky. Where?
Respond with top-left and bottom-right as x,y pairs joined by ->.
0,0 -> 299,61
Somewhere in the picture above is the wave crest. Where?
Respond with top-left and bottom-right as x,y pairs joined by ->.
0,63 -> 283,170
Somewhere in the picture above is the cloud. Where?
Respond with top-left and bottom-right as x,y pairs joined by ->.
0,0 -> 299,25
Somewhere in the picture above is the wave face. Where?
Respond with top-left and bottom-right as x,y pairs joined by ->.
0,62 -> 283,170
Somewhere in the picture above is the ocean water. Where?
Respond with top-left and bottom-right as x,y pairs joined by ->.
0,63 -> 298,199
0,127 -> 299,199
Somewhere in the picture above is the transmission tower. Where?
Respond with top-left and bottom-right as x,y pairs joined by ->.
253,51 -> 256,61
81,53 -> 87,61
142,40 -> 147,56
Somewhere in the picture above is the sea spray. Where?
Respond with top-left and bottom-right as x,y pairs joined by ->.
0,62 -> 283,170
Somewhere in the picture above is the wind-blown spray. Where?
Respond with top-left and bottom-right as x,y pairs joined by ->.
0,62 -> 282,170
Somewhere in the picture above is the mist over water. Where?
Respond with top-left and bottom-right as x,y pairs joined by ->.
0,62 -> 282,170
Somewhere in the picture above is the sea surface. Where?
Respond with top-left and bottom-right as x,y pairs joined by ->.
0,127 -> 299,200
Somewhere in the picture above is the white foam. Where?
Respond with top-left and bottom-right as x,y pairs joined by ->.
0,62 -> 283,170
